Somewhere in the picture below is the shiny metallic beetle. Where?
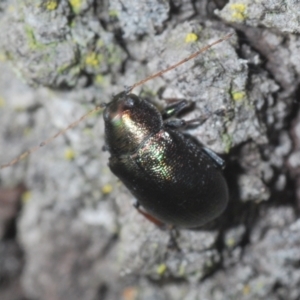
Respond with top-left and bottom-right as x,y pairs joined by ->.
0,34 -> 232,228
103,92 -> 228,228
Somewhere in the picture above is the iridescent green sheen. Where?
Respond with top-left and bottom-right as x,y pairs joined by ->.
104,92 -> 228,228
136,131 -> 174,182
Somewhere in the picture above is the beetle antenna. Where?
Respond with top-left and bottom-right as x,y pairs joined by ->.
1,104 -> 105,169
128,32 -> 233,93
1,33 -> 233,169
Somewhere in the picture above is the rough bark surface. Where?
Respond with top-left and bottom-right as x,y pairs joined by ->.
0,0 -> 299,299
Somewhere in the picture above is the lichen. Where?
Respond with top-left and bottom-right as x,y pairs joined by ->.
156,263 -> 167,275
64,147 -> 76,160
229,3 -> 247,21
102,184 -> 113,195
24,25 -> 46,50
85,52 -> 103,67
45,0 -> 58,10
185,33 -> 198,43
69,0 -> 82,14
222,133 -> 233,153
108,10 -> 119,17
231,90 -> 246,102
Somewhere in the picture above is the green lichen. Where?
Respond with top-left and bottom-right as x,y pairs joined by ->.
69,65 -> 81,76
108,10 -> 119,17
222,133 -> 233,153
94,74 -> 110,87
97,39 -> 105,48
178,263 -> 186,277
69,20 -> 76,28
97,39 -> 123,66
45,0 -> 58,10
69,0 -> 82,14
156,263 -> 167,275
95,74 -> 104,85
24,25 -> 46,50
225,237 -> 236,248
57,61 -> 79,75
57,63 -> 70,74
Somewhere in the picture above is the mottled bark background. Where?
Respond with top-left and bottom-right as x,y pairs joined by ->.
0,0 -> 300,299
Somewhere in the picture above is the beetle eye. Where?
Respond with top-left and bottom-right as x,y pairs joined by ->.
124,97 -> 135,108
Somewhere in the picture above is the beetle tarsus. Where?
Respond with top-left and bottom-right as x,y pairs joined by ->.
164,118 -> 186,128
162,99 -> 193,119
167,226 -> 181,252
202,147 -> 226,169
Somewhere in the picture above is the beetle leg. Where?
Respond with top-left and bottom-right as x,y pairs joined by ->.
167,226 -> 181,252
164,116 -> 209,129
164,118 -> 186,128
162,100 -> 194,119
133,200 -> 166,227
202,147 -> 226,169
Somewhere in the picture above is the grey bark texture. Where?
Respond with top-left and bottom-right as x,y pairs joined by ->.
0,0 -> 300,299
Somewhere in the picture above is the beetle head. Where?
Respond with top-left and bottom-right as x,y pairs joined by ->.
103,92 -> 162,155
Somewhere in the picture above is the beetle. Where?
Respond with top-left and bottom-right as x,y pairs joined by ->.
1,33 -> 232,227
103,91 -> 228,228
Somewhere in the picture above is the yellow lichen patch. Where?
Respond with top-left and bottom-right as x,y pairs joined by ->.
64,147 -> 76,160
185,33 -> 198,43
0,97 -> 5,107
156,263 -> 167,275
69,0 -> 82,13
231,91 -> 246,102
85,52 -> 103,67
46,0 -> 58,10
101,184 -> 113,195
242,284 -> 251,295
22,191 -> 32,204
108,10 -> 119,18
230,3 -> 247,21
